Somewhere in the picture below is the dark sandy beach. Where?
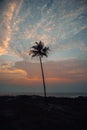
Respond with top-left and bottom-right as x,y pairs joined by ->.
0,95 -> 87,130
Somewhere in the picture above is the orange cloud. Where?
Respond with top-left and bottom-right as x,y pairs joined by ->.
0,58 -> 87,86
0,0 -> 23,56
14,59 -> 87,85
0,68 -> 27,80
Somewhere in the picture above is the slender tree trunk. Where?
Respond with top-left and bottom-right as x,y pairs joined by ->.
39,56 -> 47,99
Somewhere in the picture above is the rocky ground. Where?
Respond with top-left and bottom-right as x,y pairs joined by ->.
0,95 -> 87,130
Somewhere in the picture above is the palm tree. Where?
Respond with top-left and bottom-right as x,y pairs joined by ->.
29,41 -> 50,100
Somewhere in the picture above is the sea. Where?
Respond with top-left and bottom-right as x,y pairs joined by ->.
0,92 -> 87,97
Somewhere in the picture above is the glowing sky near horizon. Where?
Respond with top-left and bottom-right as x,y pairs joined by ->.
0,0 -> 87,93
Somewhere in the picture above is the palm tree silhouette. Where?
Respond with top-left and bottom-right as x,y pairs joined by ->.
29,41 -> 50,100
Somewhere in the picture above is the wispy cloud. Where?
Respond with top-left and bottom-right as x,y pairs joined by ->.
0,0 -> 23,57
0,1 -> 16,55
0,0 -> 87,62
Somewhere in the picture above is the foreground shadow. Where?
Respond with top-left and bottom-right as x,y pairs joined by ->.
0,95 -> 87,130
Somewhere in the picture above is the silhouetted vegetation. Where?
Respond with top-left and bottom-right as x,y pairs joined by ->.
29,41 -> 50,100
0,95 -> 87,130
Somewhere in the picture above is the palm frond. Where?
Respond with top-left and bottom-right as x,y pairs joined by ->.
35,42 -> 39,45
42,52 -> 48,57
32,53 -> 38,57
32,45 -> 38,50
37,41 -> 44,50
29,41 -> 50,58
43,47 -> 49,53
29,50 -> 38,56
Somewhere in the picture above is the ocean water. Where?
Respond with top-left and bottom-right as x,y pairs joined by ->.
0,92 -> 87,97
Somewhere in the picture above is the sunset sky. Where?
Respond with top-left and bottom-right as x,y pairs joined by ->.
0,0 -> 87,94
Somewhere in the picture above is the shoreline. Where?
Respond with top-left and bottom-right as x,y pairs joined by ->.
0,92 -> 87,97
